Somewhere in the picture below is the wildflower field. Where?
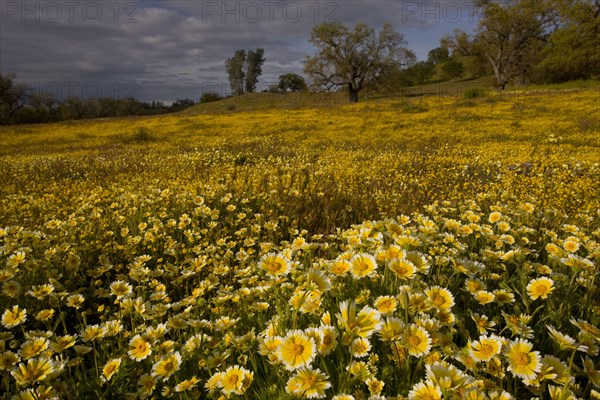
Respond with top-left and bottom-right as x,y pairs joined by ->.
0,87 -> 599,399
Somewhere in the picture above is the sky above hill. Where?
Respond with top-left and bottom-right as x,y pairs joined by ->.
1,0 -> 478,103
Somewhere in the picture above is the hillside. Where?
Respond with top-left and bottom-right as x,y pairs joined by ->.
182,77 -> 598,115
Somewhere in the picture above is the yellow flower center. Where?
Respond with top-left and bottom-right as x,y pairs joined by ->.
408,334 -> 421,347
225,373 -> 239,386
514,352 -> 531,366
379,300 -> 391,309
432,295 -> 444,306
355,261 -> 369,273
291,343 -> 305,356
479,342 -> 494,356
305,374 -> 318,386
163,361 -> 174,371
534,285 -> 548,295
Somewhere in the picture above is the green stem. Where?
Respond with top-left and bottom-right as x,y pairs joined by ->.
93,341 -> 100,379
561,347 -> 578,396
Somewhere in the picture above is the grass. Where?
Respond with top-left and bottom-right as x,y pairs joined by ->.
181,91 -> 349,115
512,78 -> 600,91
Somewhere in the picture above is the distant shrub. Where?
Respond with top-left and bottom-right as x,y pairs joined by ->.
442,58 -> 464,80
123,127 -> 156,143
278,73 -> 307,92
226,104 -> 237,111
200,92 -> 223,104
234,155 -> 255,166
463,87 -> 488,99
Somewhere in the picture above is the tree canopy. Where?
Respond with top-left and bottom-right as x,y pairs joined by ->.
278,74 -> 307,92
245,49 -> 266,94
226,48 -> 266,96
304,22 -> 415,102
473,0 -> 559,89
225,50 -> 247,96
535,0 -> 600,82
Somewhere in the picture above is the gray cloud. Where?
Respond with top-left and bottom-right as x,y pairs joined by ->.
0,0 -> 478,103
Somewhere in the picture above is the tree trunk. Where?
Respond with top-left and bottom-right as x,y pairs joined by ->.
348,84 -> 359,103
495,74 -> 508,91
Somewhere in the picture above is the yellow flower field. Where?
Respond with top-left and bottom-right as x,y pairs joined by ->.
0,88 -> 599,399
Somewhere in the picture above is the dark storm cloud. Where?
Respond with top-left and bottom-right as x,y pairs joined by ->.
0,0 -> 477,103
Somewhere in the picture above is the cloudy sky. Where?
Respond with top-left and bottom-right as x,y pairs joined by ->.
1,1 -> 478,103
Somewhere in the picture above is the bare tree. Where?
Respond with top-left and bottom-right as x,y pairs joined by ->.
60,97 -> 91,119
30,93 -> 60,117
441,29 -> 474,57
0,73 -> 28,123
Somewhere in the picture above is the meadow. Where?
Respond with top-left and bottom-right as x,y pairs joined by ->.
0,86 -> 599,399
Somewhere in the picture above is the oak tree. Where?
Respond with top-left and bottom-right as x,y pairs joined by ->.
304,22 -> 414,102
